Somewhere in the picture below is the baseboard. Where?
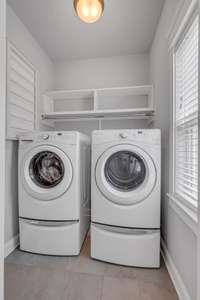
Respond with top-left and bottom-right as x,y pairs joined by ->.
4,234 -> 19,258
161,238 -> 192,300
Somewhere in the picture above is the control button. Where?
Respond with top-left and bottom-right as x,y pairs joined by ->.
120,132 -> 128,139
42,134 -> 49,140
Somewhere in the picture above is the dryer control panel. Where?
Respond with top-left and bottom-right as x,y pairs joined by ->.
92,130 -> 161,145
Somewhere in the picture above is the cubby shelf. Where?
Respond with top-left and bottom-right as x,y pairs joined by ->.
41,85 -> 155,122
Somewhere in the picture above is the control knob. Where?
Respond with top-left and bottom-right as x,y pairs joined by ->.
42,134 -> 49,140
120,132 -> 128,139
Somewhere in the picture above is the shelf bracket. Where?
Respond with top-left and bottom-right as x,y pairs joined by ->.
98,119 -> 102,130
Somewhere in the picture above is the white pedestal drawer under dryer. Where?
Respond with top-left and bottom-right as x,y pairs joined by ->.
18,131 -> 91,256
91,129 -> 161,268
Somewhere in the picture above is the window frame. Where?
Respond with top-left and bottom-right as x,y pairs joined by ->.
172,10 -> 199,213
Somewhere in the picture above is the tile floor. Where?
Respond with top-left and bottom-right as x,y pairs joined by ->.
5,234 -> 179,300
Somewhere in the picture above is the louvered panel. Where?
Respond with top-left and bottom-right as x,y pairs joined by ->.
7,43 -> 36,139
10,94 -> 34,113
10,116 -> 33,131
9,104 -> 34,122
10,50 -> 34,78
10,69 -> 35,94
10,78 -> 35,100
10,58 -> 35,84
174,15 -> 199,207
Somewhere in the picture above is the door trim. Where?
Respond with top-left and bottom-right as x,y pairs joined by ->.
0,0 -> 6,298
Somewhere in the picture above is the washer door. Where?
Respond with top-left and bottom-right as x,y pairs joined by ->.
21,145 -> 73,200
95,144 -> 156,205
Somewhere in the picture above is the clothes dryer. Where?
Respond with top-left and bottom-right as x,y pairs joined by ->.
91,130 -> 161,267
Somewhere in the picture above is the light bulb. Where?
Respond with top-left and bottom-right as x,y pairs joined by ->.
91,6 -> 98,17
74,0 -> 104,23
82,5 -> 90,17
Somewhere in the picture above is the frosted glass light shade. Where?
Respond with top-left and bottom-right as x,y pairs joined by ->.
74,0 -> 104,23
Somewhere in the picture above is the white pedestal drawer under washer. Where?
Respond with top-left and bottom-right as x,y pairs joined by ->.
91,129 -> 161,267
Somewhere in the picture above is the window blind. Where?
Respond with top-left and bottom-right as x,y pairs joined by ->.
7,43 -> 36,139
174,15 -> 199,208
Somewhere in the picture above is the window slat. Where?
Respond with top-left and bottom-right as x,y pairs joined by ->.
174,15 -> 199,207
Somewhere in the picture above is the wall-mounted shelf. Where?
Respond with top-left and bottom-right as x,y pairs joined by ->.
41,85 -> 155,123
42,108 -> 154,121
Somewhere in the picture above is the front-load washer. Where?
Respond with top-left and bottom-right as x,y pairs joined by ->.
18,131 -> 91,255
91,129 -> 161,268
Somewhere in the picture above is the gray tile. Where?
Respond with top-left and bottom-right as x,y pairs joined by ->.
68,238 -> 107,275
5,248 -> 70,269
5,264 -> 40,300
5,263 -> 71,300
139,281 -> 179,300
102,276 -> 140,300
104,263 -> 136,280
5,237 -> 179,300
67,272 -> 103,300
34,267 -> 70,300
5,249 -> 27,265
72,255 -> 107,275
133,259 -> 176,292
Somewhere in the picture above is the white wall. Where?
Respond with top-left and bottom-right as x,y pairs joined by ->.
54,54 -> 149,90
150,0 -> 197,299
5,5 -> 54,247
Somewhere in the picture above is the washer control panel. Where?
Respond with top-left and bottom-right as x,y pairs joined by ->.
19,132 -> 77,144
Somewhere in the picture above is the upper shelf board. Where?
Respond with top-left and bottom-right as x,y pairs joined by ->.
41,108 -> 155,121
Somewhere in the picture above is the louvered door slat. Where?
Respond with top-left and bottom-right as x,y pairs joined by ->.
7,43 -> 36,139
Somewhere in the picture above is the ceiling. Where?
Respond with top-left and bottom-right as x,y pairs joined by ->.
8,0 -> 164,61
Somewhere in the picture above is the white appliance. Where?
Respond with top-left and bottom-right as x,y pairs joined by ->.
91,129 -> 161,268
18,131 -> 91,256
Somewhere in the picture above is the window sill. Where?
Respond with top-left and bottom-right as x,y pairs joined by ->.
166,193 -> 198,236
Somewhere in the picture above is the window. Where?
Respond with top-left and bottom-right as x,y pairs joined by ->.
173,14 -> 199,210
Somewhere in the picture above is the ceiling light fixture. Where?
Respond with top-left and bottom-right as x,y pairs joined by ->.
74,0 -> 104,23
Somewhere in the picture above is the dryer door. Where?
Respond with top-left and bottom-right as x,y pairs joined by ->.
21,145 -> 73,200
95,144 -> 156,205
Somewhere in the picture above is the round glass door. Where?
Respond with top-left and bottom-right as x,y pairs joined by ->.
104,151 -> 146,191
95,144 -> 157,205
29,151 -> 65,188
21,145 -> 73,201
